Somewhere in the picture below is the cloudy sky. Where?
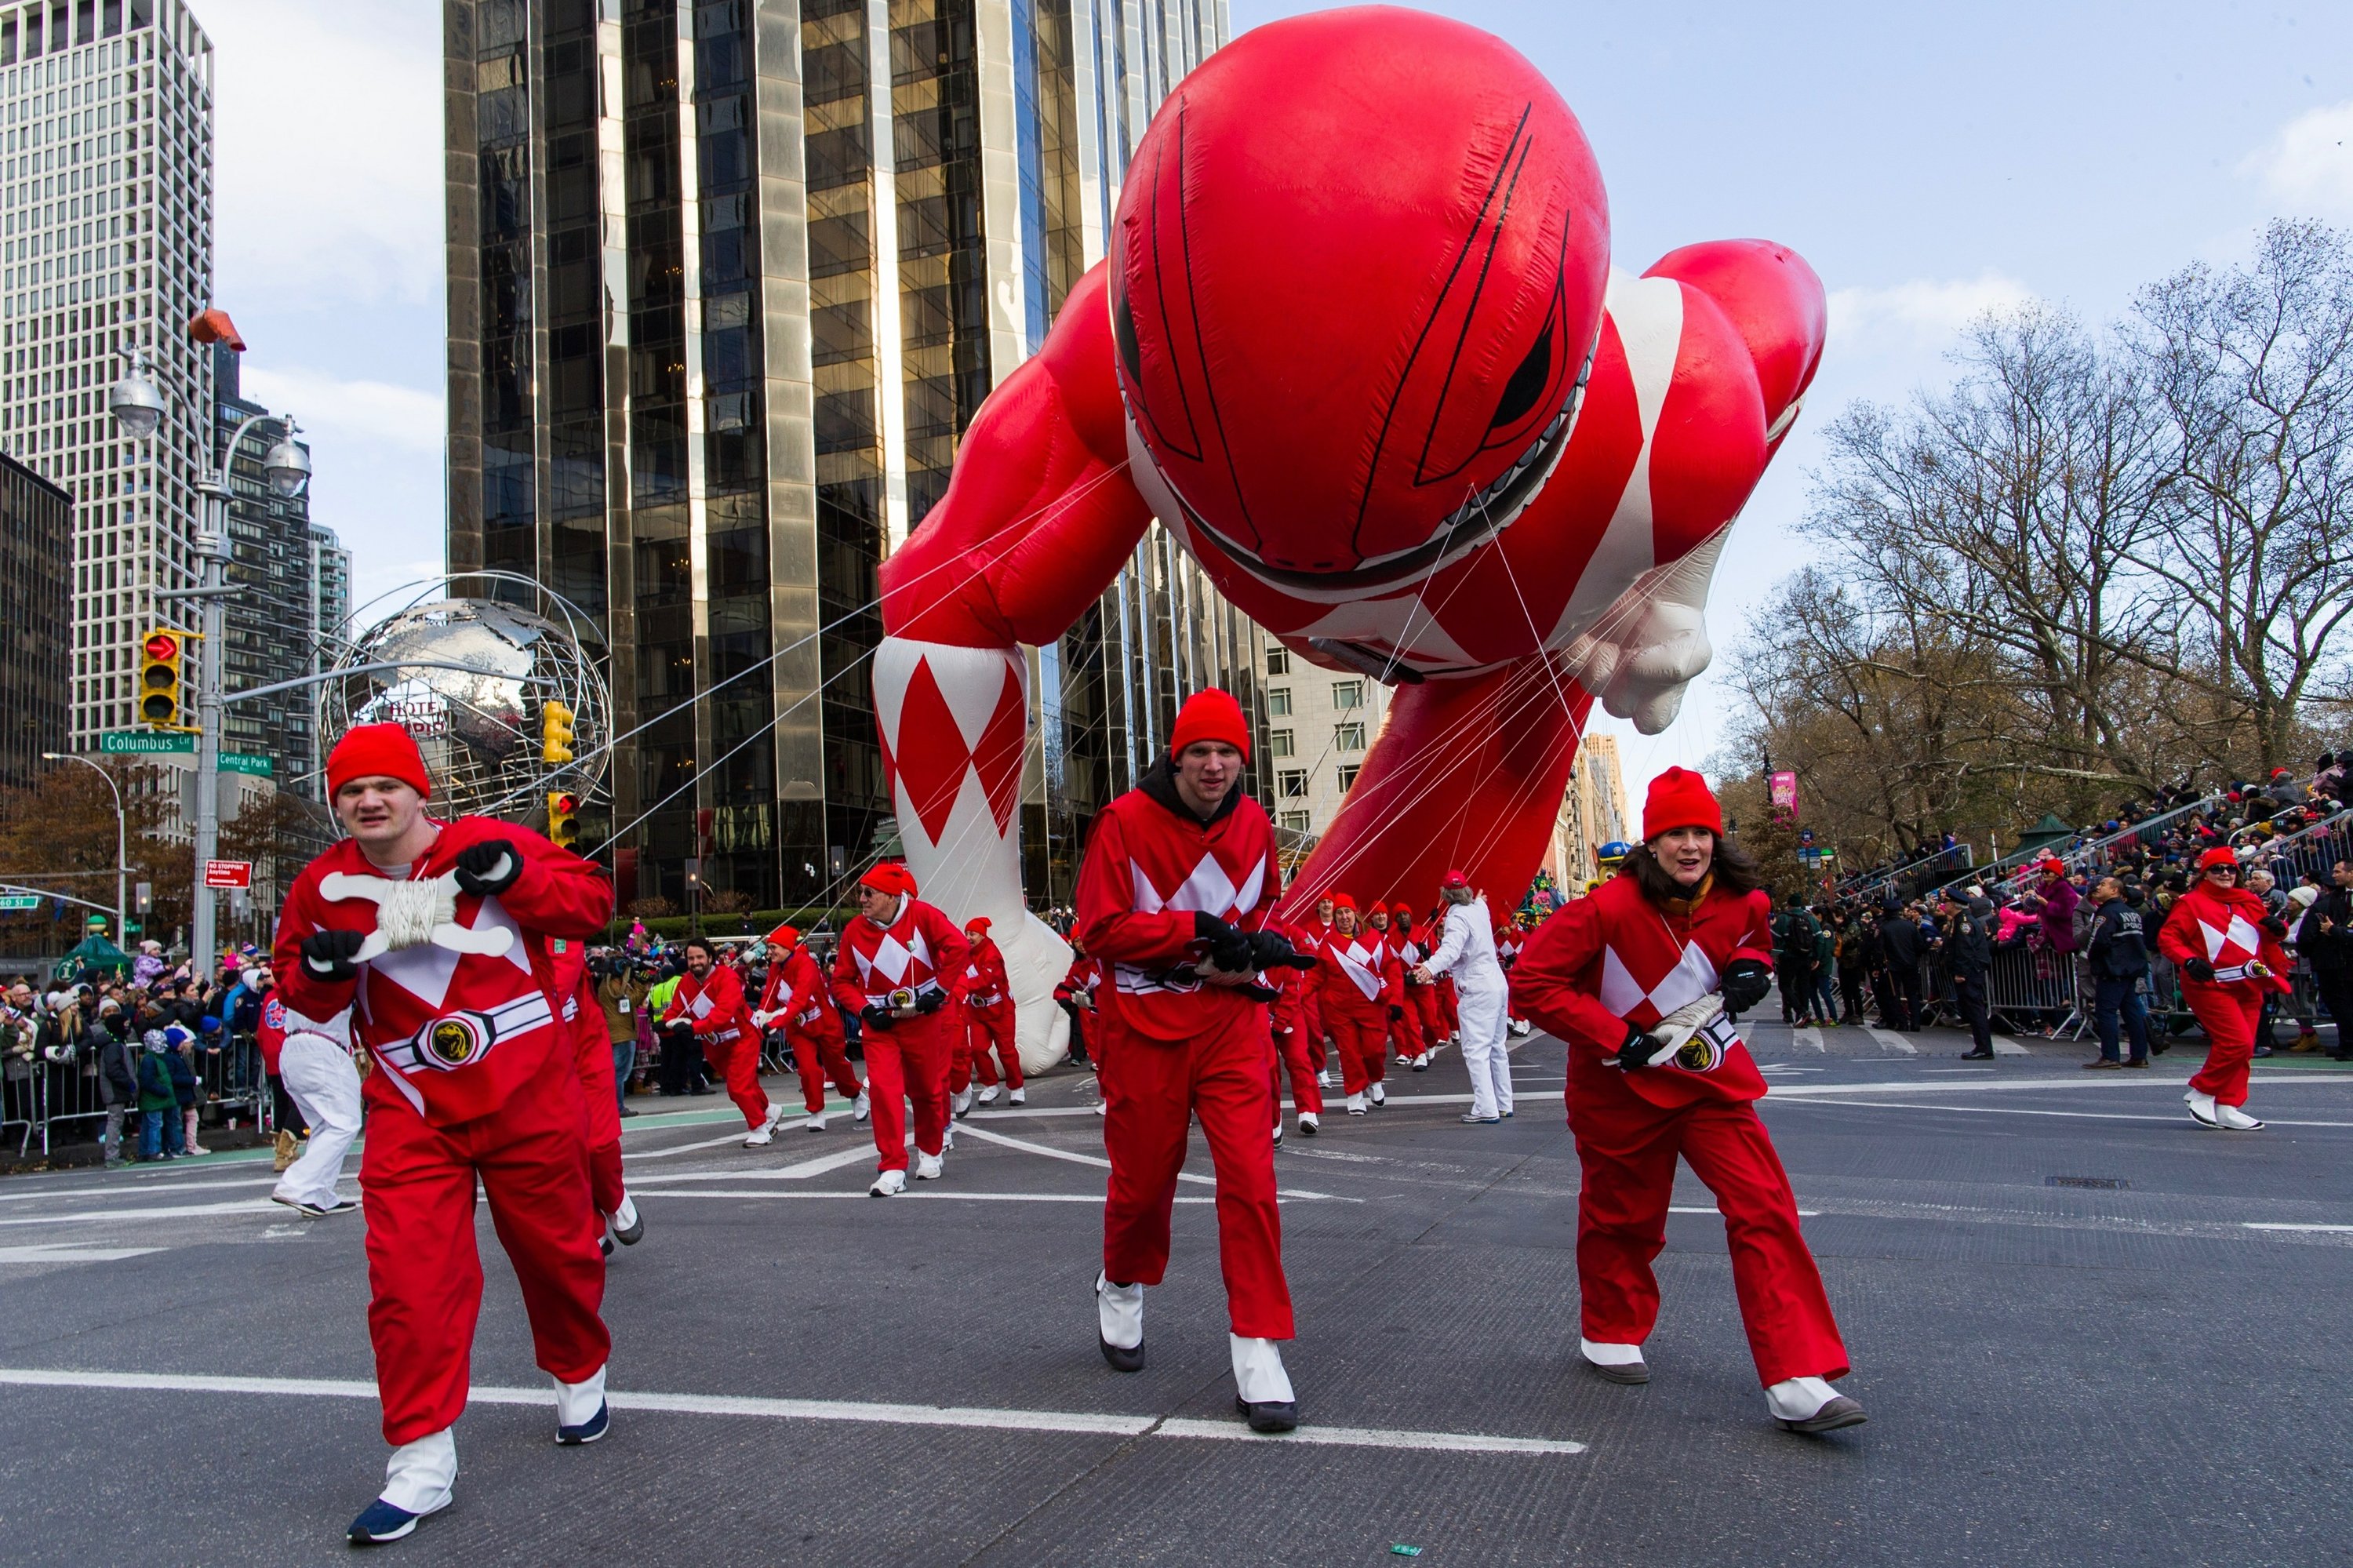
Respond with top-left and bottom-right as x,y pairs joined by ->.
204,0 -> 2353,806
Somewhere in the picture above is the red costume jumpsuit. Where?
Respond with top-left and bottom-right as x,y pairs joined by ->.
954,935 -> 1021,1092
1267,916 -> 1323,1121
760,944 -> 862,1115
2158,881 -> 2290,1110
1395,913 -> 1448,1054
1511,874 -> 1849,1388
1314,913 -> 1398,1097
1294,914 -> 1330,1072
663,962 -> 767,1132
272,817 -> 613,1446
552,940 -> 625,1218
1076,772 -> 1293,1339
831,897 -> 969,1173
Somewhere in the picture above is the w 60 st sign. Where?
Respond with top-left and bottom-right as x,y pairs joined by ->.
203,860 -> 253,890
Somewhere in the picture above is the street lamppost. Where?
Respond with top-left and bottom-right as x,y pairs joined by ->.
39,750 -> 126,945
107,344 -> 308,980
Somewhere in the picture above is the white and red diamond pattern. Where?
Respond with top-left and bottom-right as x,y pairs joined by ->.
1596,940 -> 1718,1025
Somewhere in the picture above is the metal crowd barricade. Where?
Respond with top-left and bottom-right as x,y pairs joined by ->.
195,1035 -> 267,1128
1981,943 -> 2083,1034
34,1050 -> 117,1155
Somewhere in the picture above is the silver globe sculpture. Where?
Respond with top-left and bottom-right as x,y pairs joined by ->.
318,581 -> 609,826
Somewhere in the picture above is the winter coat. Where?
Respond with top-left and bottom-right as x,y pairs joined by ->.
2086,898 -> 2150,979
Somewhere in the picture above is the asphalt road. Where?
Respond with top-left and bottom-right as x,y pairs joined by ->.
2,1016 -> 2351,1567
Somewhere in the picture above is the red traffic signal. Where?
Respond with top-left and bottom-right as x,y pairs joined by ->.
143,631 -> 180,662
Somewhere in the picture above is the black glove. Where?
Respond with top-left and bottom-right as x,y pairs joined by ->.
2184,958 -> 2215,983
860,1002 -> 896,1031
915,988 -> 947,1016
1388,1003 -> 1405,1020
1192,911 -> 1254,974
300,929 -> 365,982
1246,930 -> 1317,971
1612,1020 -> 1654,1071
1056,999 -> 1079,1017
1720,956 -> 1772,1014
453,839 -> 522,897
2260,916 -> 2288,940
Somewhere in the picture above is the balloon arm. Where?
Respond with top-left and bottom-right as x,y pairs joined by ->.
1282,659 -> 1590,921
882,264 -> 1154,648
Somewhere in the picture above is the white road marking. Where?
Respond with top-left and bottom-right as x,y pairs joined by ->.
1923,1068 -> 1996,1074
2244,1223 -> 2353,1233
0,1368 -> 1583,1455
1774,1097 -> 2353,1130
1791,1028 -> 1825,1053
1865,1029 -> 1916,1054
0,1199 -> 281,1230
624,1126 -> 791,1161
0,1175 -> 282,1206
951,1123 -> 1347,1201
0,1244 -> 165,1262
1668,1206 -> 1820,1217
1991,1037 -> 2030,1057
639,1188 -> 1189,1204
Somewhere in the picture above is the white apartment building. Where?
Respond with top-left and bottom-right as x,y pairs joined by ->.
0,0 -> 215,748
1260,642 -> 1393,848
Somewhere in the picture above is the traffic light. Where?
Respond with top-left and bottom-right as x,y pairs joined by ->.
547,790 -> 579,849
138,628 -> 184,728
540,699 -> 576,765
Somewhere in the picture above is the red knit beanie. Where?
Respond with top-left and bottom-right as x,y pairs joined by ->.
2198,846 -> 2239,871
765,924 -> 799,949
1642,766 -> 1721,842
965,915 -> 992,934
1169,688 -> 1250,763
860,860 -> 918,897
1329,892 -> 1358,911
327,723 -> 431,801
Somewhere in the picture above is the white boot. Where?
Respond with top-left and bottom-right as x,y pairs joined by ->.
1093,1099 -> 1107,1116
951,1086 -> 974,1117
554,1365 -> 609,1444
977,1085 -> 1000,1106
1346,1093 -> 1366,1115
380,1427 -> 457,1515
1297,1111 -> 1318,1136
766,1100 -> 788,1128
915,1149 -> 944,1180
2216,1101 -> 2265,1131
1766,1375 -> 1867,1432
743,1122 -> 774,1147
2185,1089 -> 2221,1128
1369,1082 -> 1387,1107
1580,1337 -> 1649,1384
1316,1068 -> 1333,1089
609,1195 -> 643,1246
1096,1271 -> 1144,1353
853,1087 -> 871,1122
1271,1120 -> 1285,1146
1008,1086 -> 1026,1105
1230,1334 -> 1298,1431
869,1167 -> 907,1197
806,1111 -> 828,1131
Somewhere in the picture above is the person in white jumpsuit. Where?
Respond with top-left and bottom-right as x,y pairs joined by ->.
270,996 -> 363,1217
1416,870 -> 1512,1123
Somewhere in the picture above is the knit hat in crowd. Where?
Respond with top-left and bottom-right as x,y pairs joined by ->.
765,924 -> 800,950
1169,688 -> 1251,763
326,722 -> 431,801
1641,766 -> 1722,842
2288,886 -> 2319,910
859,860 -> 918,898
2198,846 -> 2240,871
1329,892 -> 1358,911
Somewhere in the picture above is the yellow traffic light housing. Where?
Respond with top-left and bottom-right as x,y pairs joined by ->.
138,628 -> 186,729
540,699 -> 576,765
547,790 -> 580,849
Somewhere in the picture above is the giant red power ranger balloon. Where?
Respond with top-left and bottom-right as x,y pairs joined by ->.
875,6 -> 1825,1068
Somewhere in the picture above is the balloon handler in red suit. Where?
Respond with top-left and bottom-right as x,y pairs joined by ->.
951,915 -> 1025,1109
755,923 -> 867,1131
664,934 -> 783,1146
830,861 -> 969,1196
272,723 -> 617,1546
1075,689 -> 1318,1434
2159,847 -> 2293,1131
551,937 -> 642,1256
1511,767 -> 1865,1435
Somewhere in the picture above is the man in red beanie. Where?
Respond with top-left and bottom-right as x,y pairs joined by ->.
954,915 -> 1024,1108
831,860 -> 969,1195
664,936 -> 781,1144
1076,686 -> 1308,1432
756,925 -> 865,1131
272,722 -> 616,1544
1511,766 -> 1864,1435
2159,846 -> 2291,1130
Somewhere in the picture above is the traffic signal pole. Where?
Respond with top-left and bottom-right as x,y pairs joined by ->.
190,493 -> 229,981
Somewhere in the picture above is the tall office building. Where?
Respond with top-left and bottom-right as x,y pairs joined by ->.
1545,730 -> 1630,893
0,446 -> 68,787
0,0 -> 214,751
443,0 -> 1255,913
1253,636 -> 1392,865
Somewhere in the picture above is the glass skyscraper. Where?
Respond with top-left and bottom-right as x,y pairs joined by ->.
443,0 -> 1258,913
